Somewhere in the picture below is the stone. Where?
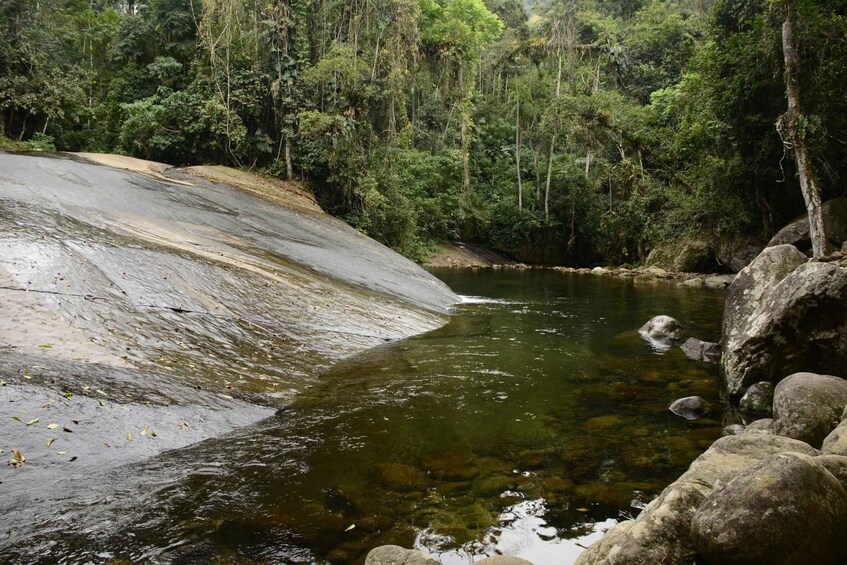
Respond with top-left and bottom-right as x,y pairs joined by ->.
716,235 -> 763,273
577,434 -> 819,564
638,315 -> 683,349
645,238 -> 716,273
738,381 -> 774,418
722,245 -> 847,396
645,266 -> 669,277
818,454 -> 847,488
767,196 -> 847,253
681,278 -> 703,287
669,396 -> 711,420
704,274 -> 735,289
723,424 -> 745,436
364,545 -> 440,565
691,452 -> 847,565
823,419 -> 847,456
680,337 -> 720,362
372,463 -> 430,492
743,418 -> 774,435
772,372 -> 847,447
591,266 -> 610,276
475,557 -> 535,565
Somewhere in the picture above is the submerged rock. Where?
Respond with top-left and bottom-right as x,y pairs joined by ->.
772,372 -> 847,448
669,396 -> 711,420
476,557 -> 535,565
738,381 -> 775,419
638,315 -> 683,349
722,245 -> 847,396
373,463 -> 430,492
680,338 -> 721,362
364,545 -> 439,565
691,452 -> 847,565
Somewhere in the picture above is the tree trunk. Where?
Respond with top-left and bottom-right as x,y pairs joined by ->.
515,96 -> 522,210
459,65 -> 471,193
544,134 -> 556,224
284,135 -> 294,180
781,0 -> 827,258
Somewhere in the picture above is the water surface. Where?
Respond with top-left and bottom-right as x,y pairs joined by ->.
2,269 -> 726,564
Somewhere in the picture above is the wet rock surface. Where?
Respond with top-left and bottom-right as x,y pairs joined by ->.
0,153 -> 456,541
680,337 -> 720,362
638,315 -> 683,349
669,396 -> 711,420
365,545 -> 440,565
739,381 -> 774,419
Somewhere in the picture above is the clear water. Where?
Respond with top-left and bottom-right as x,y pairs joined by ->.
2,269 -> 727,564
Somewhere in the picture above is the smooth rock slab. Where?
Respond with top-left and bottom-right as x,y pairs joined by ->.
365,545 -> 440,565
773,372 -> 847,447
691,452 -> 847,565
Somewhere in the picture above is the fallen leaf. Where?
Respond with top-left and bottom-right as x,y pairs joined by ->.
345,524 -> 356,532
57,451 -> 67,455
62,427 -> 73,433
182,420 -> 190,428
10,416 -> 21,423
576,508 -> 589,512
98,399 -> 105,407
96,389 -> 107,396
25,418 -> 39,426
38,344 -> 52,349
62,392 -> 73,399
127,432 -> 133,441
141,426 -> 149,437
8,450 -> 25,467
46,438 -> 56,447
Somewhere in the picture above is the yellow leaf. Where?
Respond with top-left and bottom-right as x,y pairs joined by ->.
46,438 -> 56,447
127,432 -> 133,441
25,418 -> 39,426
47,423 -> 60,430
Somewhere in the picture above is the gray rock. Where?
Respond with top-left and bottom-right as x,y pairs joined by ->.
823,419 -> 847,456
681,277 -> 704,287
645,238 -> 716,273
475,557 -> 535,565
773,372 -> 847,447
738,381 -> 774,418
364,545 -> 440,565
716,235 -> 764,273
743,418 -> 774,435
722,245 -> 847,396
577,434 -> 819,564
638,315 -> 683,350
691,452 -> 847,565
767,196 -> 847,254
818,454 -> 847,488
704,274 -> 735,289
591,266 -> 610,276
669,396 -> 711,420
680,337 -> 721,362
723,424 -> 746,436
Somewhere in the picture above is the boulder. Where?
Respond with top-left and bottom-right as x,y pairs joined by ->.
690,452 -> 847,565
716,235 -> 764,273
818,454 -> 847,488
704,274 -> 735,289
722,245 -> 847,396
365,546 -> 439,565
767,196 -> 847,253
669,396 -> 711,420
743,418 -> 774,435
738,382 -> 774,419
772,372 -> 847,447
476,557 -> 535,565
823,419 -> 847,456
723,424 -> 746,436
645,238 -> 716,273
680,338 -> 720,362
638,315 -> 683,349
591,266 -> 610,276
576,434 -> 819,564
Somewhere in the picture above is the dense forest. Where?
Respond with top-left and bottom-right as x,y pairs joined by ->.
1,0 -> 846,264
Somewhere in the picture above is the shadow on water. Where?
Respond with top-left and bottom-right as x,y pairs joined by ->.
0,269 -> 727,564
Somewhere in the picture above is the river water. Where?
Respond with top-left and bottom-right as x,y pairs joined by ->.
3,269 -> 726,564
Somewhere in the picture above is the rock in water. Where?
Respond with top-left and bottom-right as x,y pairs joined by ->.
476,557 -> 535,565
638,315 -> 683,350
722,245 -> 847,396
669,396 -> 711,420
365,546 -> 440,565
738,381 -> 775,419
680,338 -> 721,362
773,373 -> 847,448
690,452 -> 847,565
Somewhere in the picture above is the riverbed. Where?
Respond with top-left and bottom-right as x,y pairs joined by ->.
0,268 -> 726,564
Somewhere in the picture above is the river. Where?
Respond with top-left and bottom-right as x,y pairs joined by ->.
1,268 -> 726,564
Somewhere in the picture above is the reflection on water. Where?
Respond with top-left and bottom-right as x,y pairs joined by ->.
0,269 -> 726,564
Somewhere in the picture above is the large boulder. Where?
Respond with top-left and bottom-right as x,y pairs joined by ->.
772,372 -> 847,447
645,238 -> 717,273
722,245 -> 847,396
716,235 -> 764,273
365,546 -> 439,565
690,452 -> 847,565
576,434 -> 818,565
680,338 -> 721,362
823,419 -> 847,457
767,197 -> 847,253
